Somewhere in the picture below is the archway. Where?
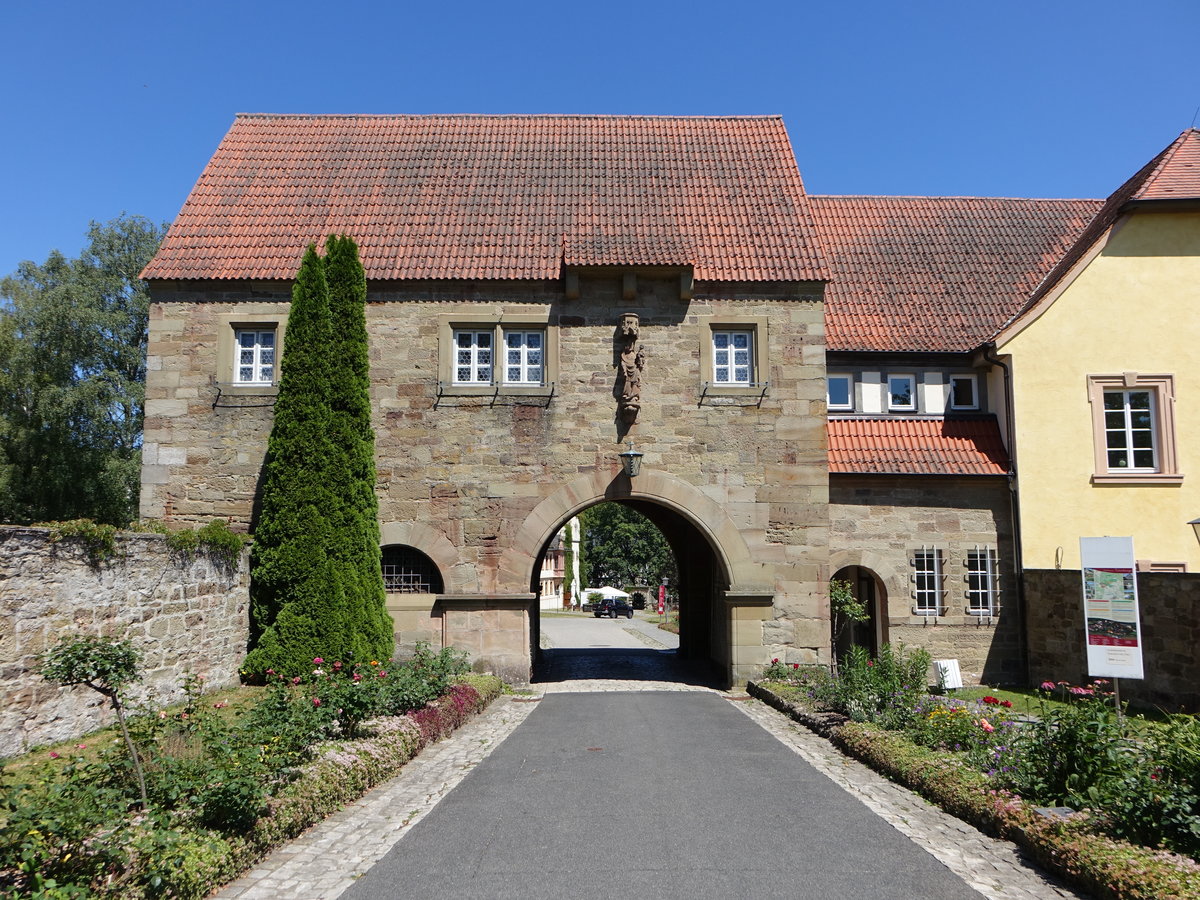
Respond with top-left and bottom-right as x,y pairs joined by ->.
831,565 -> 887,665
529,497 -> 729,687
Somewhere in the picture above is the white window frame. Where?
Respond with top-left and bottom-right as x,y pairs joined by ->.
452,329 -> 495,385
503,329 -> 546,386
1102,389 -> 1158,473
233,328 -> 277,385
948,374 -> 979,410
712,329 -> 755,385
965,548 -> 1000,616
911,546 -> 944,615
888,374 -> 917,411
1086,374 -> 1180,484
827,374 -> 853,411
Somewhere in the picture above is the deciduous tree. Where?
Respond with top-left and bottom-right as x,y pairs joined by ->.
0,215 -> 165,524
578,502 -> 677,591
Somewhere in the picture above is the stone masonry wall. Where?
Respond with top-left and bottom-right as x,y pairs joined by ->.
0,528 -> 250,757
829,475 -> 1022,684
1025,568 -> 1200,712
141,274 -> 830,677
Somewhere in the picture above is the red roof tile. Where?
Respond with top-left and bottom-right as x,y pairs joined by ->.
1000,130 -> 1200,334
142,114 -> 828,283
1133,128 -> 1200,201
811,197 -> 1100,353
828,416 -> 1010,476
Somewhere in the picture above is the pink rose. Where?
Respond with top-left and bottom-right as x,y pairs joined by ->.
312,697 -> 321,707
313,657 -> 324,664
980,718 -> 995,733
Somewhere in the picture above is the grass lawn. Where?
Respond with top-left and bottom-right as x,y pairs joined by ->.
2,683 -> 264,776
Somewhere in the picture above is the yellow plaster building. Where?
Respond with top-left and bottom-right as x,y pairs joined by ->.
995,129 -> 1200,572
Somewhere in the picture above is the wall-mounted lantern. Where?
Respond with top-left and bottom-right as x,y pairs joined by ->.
1189,517 -> 1200,548
619,441 -> 643,478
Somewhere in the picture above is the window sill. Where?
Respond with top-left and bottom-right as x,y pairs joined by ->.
218,382 -> 279,396
1091,472 -> 1184,485
440,383 -> 554,397
899,613 -> 999,626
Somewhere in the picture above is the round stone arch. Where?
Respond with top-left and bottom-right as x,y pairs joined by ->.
828,549 -> 903,603
499,468 -> 768,596
379,521 -> 473,592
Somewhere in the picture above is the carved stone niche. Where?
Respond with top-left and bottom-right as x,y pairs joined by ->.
616,313 -> 645,423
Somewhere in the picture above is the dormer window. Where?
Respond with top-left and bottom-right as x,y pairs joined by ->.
949,375 -> 978,410
888,375 -> 916,411
827,374 -> 853,411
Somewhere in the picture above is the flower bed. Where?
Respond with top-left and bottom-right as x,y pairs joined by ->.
750,656 -> 1200,900
1,641 -> 502,899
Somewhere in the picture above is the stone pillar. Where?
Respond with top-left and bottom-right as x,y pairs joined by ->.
438,594 -> 536,684
725,592 -> 776,685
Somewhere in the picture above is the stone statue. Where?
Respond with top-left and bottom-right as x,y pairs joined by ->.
617,313 -> 644,423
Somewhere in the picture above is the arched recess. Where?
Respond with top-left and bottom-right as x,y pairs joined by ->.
829,552 -> 891,664
380,521 -> 467,591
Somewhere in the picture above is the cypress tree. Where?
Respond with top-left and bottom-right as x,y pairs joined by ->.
243,244 -> 352,676
323,234 -> 393,662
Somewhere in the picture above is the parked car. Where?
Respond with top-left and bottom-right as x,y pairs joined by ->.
593,598 -> 634,619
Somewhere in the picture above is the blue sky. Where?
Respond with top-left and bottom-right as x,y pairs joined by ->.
3,0 -> 1198,277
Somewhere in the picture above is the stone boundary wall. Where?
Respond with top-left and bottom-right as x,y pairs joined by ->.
1025,568 -> 1200,712
0,527 -> 250,757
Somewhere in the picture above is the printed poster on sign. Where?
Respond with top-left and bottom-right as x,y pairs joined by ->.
1079,537 -> 1144,679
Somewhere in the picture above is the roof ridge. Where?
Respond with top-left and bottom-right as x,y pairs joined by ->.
232,112 -> 786,121
811,194 -> 1102,203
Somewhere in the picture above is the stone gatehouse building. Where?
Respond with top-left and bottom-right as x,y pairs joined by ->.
141,115 -> 1197,687
140,115 -> 832,684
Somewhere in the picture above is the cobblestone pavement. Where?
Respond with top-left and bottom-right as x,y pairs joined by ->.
214,656 -> 1086,900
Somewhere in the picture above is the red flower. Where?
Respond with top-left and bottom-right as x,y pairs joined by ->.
312,697 -> 321,707
793,663 -> 799,669
1000,700 -> 1012,708
982,696 -> 999,705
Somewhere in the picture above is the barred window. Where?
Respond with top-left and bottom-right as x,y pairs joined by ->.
912,547 -> 944,614
381,545 -> 444,594
966,548 -> 1000,615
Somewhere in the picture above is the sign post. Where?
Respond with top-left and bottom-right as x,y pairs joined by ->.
1079,537 -> 1144,697
658,583 -> 666,617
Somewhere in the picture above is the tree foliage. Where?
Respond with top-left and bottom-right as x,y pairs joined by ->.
578,502 -> 677,590
244,237 -> 392,677
0,215 -> 165,525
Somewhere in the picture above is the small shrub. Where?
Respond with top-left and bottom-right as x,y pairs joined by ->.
37,519 -> 119,564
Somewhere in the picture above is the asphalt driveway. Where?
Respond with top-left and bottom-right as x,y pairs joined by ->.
342,691 -> 984,900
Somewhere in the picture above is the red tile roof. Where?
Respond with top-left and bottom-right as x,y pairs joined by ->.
999,130 -> 1200,334
1132,128 -> 1200,201
142,114 -> 828,283
828,416 -> 1010,476
811,196 -> 1101,353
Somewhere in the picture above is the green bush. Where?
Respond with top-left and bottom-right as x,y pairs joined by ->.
3,651 -> 500,897
801,643 -> 930,728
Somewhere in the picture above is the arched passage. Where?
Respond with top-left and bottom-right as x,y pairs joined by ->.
509,470 -> 774,687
